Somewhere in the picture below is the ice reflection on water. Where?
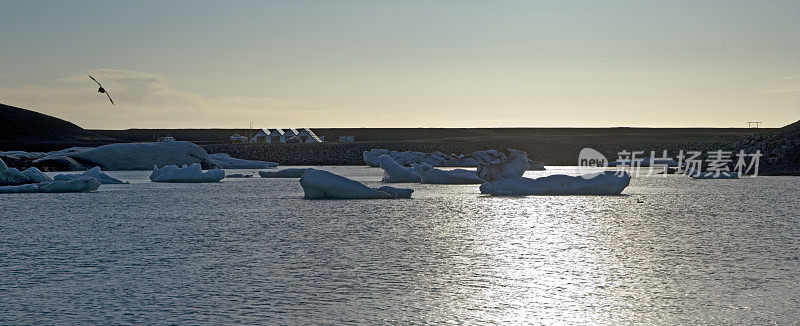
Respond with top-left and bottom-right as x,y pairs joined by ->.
0,166 -> 798,324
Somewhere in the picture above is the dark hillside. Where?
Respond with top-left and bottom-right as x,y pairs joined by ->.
0,103 -> 114,150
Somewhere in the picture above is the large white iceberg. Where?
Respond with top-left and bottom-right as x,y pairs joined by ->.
258,168 -> 310,178
379,154 -> 421,183
411,163 -> 484,184
208,153 -> 278,169
150,164 -> 225,183
1,157 -> 52,186
0,178 -> 101,193
299,169 -> 413,199
54,166 -> 129,184
2,141 -> 217,171
478,149 -> 630,195
480,171 -> 631,196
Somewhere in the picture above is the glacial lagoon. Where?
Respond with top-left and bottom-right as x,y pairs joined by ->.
1,166 -> 798,324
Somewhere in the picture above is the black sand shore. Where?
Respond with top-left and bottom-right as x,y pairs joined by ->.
195,127 -> 768,166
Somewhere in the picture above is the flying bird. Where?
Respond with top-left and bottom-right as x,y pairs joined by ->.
88,75 -> 114,105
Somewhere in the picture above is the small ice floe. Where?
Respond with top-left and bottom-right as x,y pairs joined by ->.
379,154 -> 421,183
208,153 -> 278,169
150,164 -> 225,183
685,168 -> 740,179
258,168 -> 310,178
226,173 -> 254,178
54,166 -> 129,184
1,157 -> 52,186
0,178 -> 101,193
363,148 -> 546,170
478,149 -> 631,196
299,168 -> 413,199
411,163 -> 484,184
20,167 -> 52,184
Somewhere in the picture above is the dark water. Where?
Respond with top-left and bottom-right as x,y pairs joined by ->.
1,167 -> 798,324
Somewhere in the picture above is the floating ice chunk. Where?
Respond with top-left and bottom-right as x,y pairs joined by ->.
259,168 -> 310,178
1,157 -> 47,186
411,163 -> 484,184
150,164 -> 225,183
363,149 -> 508,167
477,149 -> 529,182
379,154 -> 421,183
24,141 -> 217,171
54,166 -> 128,184
685,168 -> 740,179
21,167 -> 52,183
0,178 -> 101,193
480,171 -> 631,196
478,149 -> 630,195
208,153 -> 278,169
299,169 -> 413,199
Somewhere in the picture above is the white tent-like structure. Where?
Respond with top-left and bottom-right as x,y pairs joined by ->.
249,129 -> 270,143
296,128 -> 323,143
246,128 -> 324,143
268,129 -> 285,143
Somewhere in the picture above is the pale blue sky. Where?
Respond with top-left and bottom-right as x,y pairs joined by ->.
1,0 -> 798,128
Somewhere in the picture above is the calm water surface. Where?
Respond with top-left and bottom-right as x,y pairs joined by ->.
1,166 -> 798,324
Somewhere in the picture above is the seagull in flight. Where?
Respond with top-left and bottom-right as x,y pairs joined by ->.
88,75 -> 114,105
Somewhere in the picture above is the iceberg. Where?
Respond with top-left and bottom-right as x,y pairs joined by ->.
363,149 -> 501,167
208,153 -> 279,169
379,154 -> 421,183
20,167 -> 52,184
478,149 -> 631,195
1,157 -> 53,186
480,171 -> 631,196
686,168 -> 740,179
150,164 -> 225,183
477,149 -> 529,181
2,141 -> 217,171
258,168 -> 310,178
0,178 -> 101,193
299,169 -> 413,199
364,148 -> 546,170
54,166 -> 129,184
411,163 -> 484,184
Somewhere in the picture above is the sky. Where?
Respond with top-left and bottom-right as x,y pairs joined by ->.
1,0 -> 798,129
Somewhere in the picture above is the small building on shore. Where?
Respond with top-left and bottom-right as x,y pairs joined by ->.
246,128 -> 324,143
338,136 -> 355,143
268,129 -> 285,143
249,129 -> 270,143
283,128 -> 299,141
297,128 -> 323,143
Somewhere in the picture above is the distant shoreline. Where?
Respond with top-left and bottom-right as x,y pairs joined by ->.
4,127 -> 771,164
